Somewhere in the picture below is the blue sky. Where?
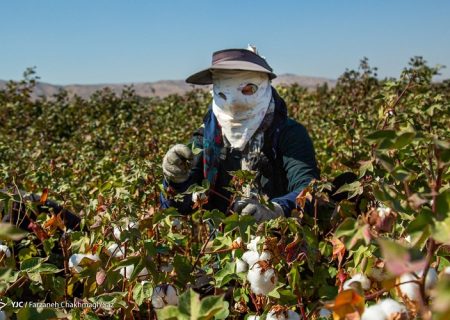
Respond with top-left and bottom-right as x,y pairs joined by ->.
1,1 -> 449,84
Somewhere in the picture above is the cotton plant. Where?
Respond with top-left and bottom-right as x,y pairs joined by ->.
0,244 -> 11,258
120,265 -> 149,280
232,235 -> 278,296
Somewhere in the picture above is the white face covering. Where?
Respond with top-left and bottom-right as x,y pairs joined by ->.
211,70 -> 272,150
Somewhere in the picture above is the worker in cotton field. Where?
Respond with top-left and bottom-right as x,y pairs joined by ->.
160,46 -> 321,222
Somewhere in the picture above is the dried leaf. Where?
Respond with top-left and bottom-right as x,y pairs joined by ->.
331,238 -> 346,268
40,188 -> 49,204
296,187 -> 313,209
331,289 -> 365,320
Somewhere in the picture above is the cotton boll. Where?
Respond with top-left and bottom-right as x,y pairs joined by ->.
399,268 -> 438,301
69,254 -> 100,273
343,273 -> 371,291
398,273 -> 421,302
113,221 -> 138,240
171,218 -> 182,231
259,250 -> 272,262
361,304 -> 388,320
236,258 -> 248,273
419,268 -> 438,292
378,298 -> 408,318
0,244 -> 11,258
242,250 -> 260,267
247,236 -> 262,252
286,310 -> 301,320
318,308 -> 332,318
266,310 -> 300,320
151,284 -> 179,309
107,243 -> 125,258
247,262 -> 277,295
120,265 -> 149,279
444,266 -> 450,275
248,316 -> 260,320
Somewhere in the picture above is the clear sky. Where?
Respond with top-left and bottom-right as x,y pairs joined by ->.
1,0 -> 449,84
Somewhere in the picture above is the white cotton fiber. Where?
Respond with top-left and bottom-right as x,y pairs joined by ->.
247,262 -> 277,295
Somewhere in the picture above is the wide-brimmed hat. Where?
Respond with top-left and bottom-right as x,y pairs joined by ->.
186,48 -> 277,85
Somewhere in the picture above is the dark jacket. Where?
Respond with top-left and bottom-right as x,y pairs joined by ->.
160,88 -> 320,216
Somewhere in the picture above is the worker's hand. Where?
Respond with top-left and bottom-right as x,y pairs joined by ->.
162,144 -> 194,183
233,198 -> 284,223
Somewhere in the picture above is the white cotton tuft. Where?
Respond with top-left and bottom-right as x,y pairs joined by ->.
361,304 -> 387,320
378,298 -> 407,317
171,218 -> 182,231
151,284 -> 179,309
247,262 -> 277,295
113,220 -> 138,240
68,253 -> 99,273
259,250 -> 272,262
399,268 -> 438,301
0,244 -> 11,258
398,273 -> 421,301
444,266 -> 450,275
343,273 -> 371,291
248,316 -> 260,320
120,265 -> 149,279
107,243 -> 125,258
242,250 -> 260,267
266,310 -> 300,320
247,236 -> 262,252
161,264 -> 173,273
236,258 -> 248,273
420,268 -> 438,292
319,308 -> 332,318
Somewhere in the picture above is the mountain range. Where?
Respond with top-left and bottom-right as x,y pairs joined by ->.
0,74 -> 336,99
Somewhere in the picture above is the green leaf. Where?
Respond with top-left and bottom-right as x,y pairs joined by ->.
0,223 -> 28,241
157,289 -> 228,320
334,218 -> 357,238
133,281 -> 153,306
432,216 -> 450,245
214,261 -> 235,287
393,131 -> 415,149
17,308 -> 60,320
173,254 -> 192,286
333,181 -> 363,199
365,130 -> 396,141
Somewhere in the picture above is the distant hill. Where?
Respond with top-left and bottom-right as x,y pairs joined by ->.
0,74 -> 336,99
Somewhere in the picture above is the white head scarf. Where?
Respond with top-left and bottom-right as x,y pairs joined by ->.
211,70 -> 272,150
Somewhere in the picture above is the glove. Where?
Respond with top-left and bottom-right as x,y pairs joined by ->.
162,144 -> 193,183
233,198 -> 284,223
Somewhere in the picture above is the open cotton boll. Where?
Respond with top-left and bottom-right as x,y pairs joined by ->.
248,316 -> 260,320
444,266 -> 450,275
151,284 -> 179,309
107,243 -> 125,258
361,304 -> 387,320
343,273 -> 371,291
399,268 -> 438,301
319,308 -> 332,318
236,258 -> 248,273
69,254 -> 99,273
120,265 -> 149,279
419,268 -> 438,292
247,262 -> 277,295
242,250 -> 260,267
266,310 -> 300,320
378,298 -> 407,318
113,221 -> 138,240
247,236 -> 262,252
398,273 -> 421,302
0,244 -> 11,258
